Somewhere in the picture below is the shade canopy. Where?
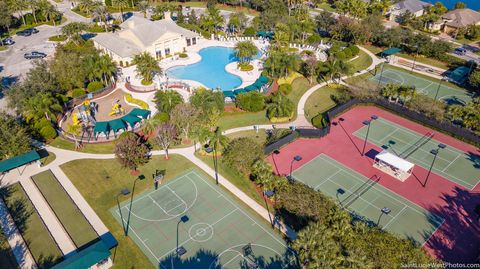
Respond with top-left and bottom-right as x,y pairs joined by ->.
93,121 -> 110,135
375,151 -> 414,172
51,241 -> 111,269
380,48 -> 401,57
122,114 -> 142,127
109,118 -> 127,132
130,108 -> 151,119
0,150 -> 40,173
223,90 -> 235,98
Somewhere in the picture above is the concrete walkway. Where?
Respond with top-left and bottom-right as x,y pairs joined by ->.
0,199 -> 37,269
19,177 -> 76,255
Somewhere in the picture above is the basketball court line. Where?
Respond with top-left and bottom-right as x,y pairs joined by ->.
115,170 -> 291,269
353,117 -> 476,189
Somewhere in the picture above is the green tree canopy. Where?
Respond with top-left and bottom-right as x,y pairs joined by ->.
132,52 -> 162,84
114,132 -> 150,170
223,137 -> 263,174
153,90 -> 183,114
0,113 -> 32,160
234,41 -> 258,64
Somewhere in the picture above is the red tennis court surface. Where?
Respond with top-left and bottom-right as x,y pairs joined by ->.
268,106 -> 480,263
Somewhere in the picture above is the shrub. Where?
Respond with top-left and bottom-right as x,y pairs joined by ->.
235,91 -> 265,112
71,88 -> 86,98
278,83 -> 292,95
306,34 -> 322,44
48,35 -> 67,42
141,79 -> 152,85
349,45 -> 360,56
311,113 -> 329,128
266,93 -> 294,119
125,93 -> 149,109
39,125 -> 57,140
87,81 -> 104,92
238,62 -> 254,71
179,53 -> 188,58
223,137 -> 263,174
288,47 -> 298,53
87,24 -> 105,33
330,90 -> 352,104
244,27 -> 256,37
154,112 -> 169,123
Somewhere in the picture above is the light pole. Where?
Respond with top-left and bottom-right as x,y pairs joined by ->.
125,175 -> 145,236
116,191 -> 129,236
176,215 -> 189,256
288,155 -> 302,181
411,46 -> 419,73
424,143 -> 446,188
434,77 -> 446,102
377,62 -> 386,88
336,188 -> 345,208
361,115 -> 378,156
205,144 -> 219,185
377,207 -> 391,226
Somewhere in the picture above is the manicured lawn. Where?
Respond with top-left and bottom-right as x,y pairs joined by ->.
39,150 -> 56,166
195,152 -> 265,206
50,137 -> 115,154
396,52 -> 465,70
304,86 -> 340,121
278,72 -> 304,85
60,155 -> 197,269
0,230 -> 18,269
315,3 -> 336,12
31,170 -> 98,248
226,129 -> 267,145
218,110 -> 269,130
348,50 -> 373,74
2,183 -> 62,268
48,35 -> 67,42
287,77 -> 313,120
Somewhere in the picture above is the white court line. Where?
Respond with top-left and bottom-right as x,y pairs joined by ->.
220,253 -> 242,268
441,154 -> 461,172
422,218 -> 447,247
314,169 -> 343,190
382,205 -> 407,230
147,196 -> 176,217
166,186 -> 188,208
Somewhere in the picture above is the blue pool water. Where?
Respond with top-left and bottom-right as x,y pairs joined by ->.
166,47 -> 246,91
423,0 -> 479,10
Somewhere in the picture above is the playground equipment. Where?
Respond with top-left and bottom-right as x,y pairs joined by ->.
72,100 -> 97,126
109,101 -> 125,116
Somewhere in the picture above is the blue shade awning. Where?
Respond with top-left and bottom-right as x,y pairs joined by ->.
121,114 -> 142,127
129,108 -> 151,119
223,90 -> 235,98
381,48 -> 401,57
51,241 -> 111,269
0,150 -> 40,173
109,119 -> 127,132
234,88 -> 247,95
93,121 -> 110,135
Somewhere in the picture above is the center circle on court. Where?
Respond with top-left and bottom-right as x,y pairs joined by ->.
189,223 -> 214,242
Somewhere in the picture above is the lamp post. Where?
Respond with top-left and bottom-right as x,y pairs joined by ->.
205,145 -> 219,185
411,46 -> 419,73
287,155 -> 302,181
361,115 -> 378,156
434,76 -> 446,102
176,215 -> 189,256
116,191 -> 129,236
125,175 -> 145,236
377,62 -> 386,88
336,188 -> 345,208
377,207 -> 391,226
424,143 -> 446,188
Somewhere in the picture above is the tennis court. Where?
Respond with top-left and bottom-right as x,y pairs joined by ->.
111,170 -> 294,269
292,154 -> 444,246
370,67 -> 472,105
353,117 -> 480,190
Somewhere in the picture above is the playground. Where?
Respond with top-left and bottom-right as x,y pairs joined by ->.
60,89 -> 150,141
111,170 -> 294,269
369,66 -> 473,105
292,154 -> 444,245
268,105 -> 480,262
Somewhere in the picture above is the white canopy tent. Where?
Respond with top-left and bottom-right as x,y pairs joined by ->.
374,151 -> 414,181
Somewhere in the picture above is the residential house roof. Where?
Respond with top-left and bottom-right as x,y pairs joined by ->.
441,8 -> 480,28
391,0 -> 431,14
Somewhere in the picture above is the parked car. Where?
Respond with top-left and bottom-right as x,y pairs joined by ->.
454,47 -> 467,56
24,51 -> 47,59
1,37 -> 14,45
16,28 -> 39,37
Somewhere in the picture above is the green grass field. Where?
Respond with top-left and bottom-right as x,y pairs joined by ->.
293,154 -> 444,246
31,170 -> 98,248
349,50 -> 373,74
2,183 -> 62,268
111,170 -> 293,269
354,117 -> 480,190
304,86 -> 340,121
61,155 -> 201,269
219,111 -> 269,130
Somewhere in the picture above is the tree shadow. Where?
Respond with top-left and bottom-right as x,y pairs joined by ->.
465,151 -> 480,169
423,187 -> 480,263
1,75 -> 19,89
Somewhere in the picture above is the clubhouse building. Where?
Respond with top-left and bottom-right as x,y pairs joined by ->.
92,14 -> 199,66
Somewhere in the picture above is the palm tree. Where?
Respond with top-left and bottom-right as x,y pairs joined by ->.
10,0 -> 28,25
112,0 -> 129,22
137,1 -> 149,18
98,55 -> 117,85
132,52 -> 161,85
266,93 -> 294,119
61,22 -> 87,44
141,116 -> 161,137
380,83 -> 400,103
93,5 -> 110,32
78,0 -> 99,17
38,0 -> 60,26
234,41 -> 258,64
28,0 -> 38,24
23,93 -> 63,123
206,126 -> 229,184
317,58 -> 350,85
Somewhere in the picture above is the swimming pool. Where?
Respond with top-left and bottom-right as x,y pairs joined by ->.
166,46 -> 246,91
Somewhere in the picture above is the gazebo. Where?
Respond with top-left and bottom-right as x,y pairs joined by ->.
0,150 -> 41,175
373,151 -> 414,182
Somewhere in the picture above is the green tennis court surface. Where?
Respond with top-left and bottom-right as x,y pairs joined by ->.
353,117 -> 480,190
292,154 -> 444,246
111,170 -> 294,269
370,67 -> 472,105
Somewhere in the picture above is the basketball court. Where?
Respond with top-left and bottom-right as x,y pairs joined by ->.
111,170 -> 294,269
353,117 -> 480,190
369,66 -> 472,105
292,154 -> 445,246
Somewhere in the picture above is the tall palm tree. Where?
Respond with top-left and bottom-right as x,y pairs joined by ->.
28,0 -> 38,24
207,126 -> 229,155
140,116 -> 161,137
61,22 -> 87,44
78,0 -> 99,17
38,0 -> 59,25
112,0 -> 129,22
132,52 -> 162,85
9,0 -> 28,25
380,83 -> 400,103
234,41 -> 258,64
98,54 -> 117,85
93,5 -> 110,31
23,93 -> 63,123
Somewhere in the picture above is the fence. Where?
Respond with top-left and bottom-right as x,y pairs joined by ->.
263,126 -> 330,155
65,82 -> 116,108
326,98 -> 480,146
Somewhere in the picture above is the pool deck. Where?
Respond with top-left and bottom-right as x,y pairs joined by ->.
122,38 -> 268,93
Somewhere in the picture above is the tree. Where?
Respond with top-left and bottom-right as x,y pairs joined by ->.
97,54 -> 117,85
454,2 -> 466,9
78,0 -> 101,17
23,92 -> 63,123
222,138 -> 263,175
93,5 -> 110,32
189,88 -> 225,115
448,98 -> 480,131
381,83 -> 400,103
137,1 -> 149,18
234,41 -> 258,64
0,1 -> 12,34
315,10 -> 335,33
235,91 -> 265,112
112,0 -> 129,21
38,0 -> 60,26
61,22 -> 87,45
132,52 -> 162,85
8,0 -> 28,25
114,132 -> 150,170
155,123 -> 178,159
369,0 -> 392,14
301,56 -> 319,84
468,70 -> 480,91
67,123 -> 82,150
206,126 -> 229,163
0,113 -> 32,160
251,159 -> 275,191
317,58 -> 350,84
153,90 -> 183,114
170,103 -> 200,143
266,92 -> 294,119
228,12 -> 248,33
